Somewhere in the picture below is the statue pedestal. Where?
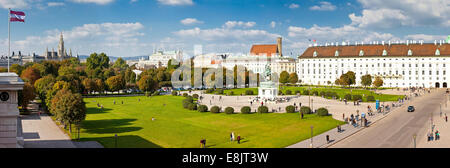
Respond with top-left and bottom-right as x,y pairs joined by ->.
258,81 -> 278,100
0,73 -> 24,148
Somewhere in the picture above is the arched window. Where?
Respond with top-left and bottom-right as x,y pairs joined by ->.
335,50 -> 339,56
408,49 -> 413,56
435,49 -> 440,56
359,50 -> 364,56
382,49 -> 387,56
313,51 -> 318,57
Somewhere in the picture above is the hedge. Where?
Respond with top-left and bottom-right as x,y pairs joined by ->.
210,106 -> 221,113
225,107 -> 234,114
295,90 -> 301,95
241,106 -> 251,114
352,95 -> 362,101
344,94 -> 352,101
317,107 -> 329,116
198,105 -> 208,112
227,91 -> 234,96
366,95 -> 375,102
312,91 -> 319,96
285,90 -> 292,95
286,105 -> 296,113
171,91 -> 178,96
258,106 -> 269,113
216,89 -> 224,95
188,103 -> 197,110
205,88 -> 214,93
300,106 -> 312,114
302,90 -> 310,95
245,90 -> 254,95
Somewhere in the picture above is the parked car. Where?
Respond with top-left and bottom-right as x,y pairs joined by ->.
407,106 -> 415,112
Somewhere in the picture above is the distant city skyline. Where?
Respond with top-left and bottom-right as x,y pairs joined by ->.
0,0 -> 449,57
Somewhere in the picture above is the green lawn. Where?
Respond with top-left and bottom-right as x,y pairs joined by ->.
75,95 -> 344,148
218,86 -> 404,102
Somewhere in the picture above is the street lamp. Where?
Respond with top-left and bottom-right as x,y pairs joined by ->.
413,134 -> 417,148
310,125 -> 314,148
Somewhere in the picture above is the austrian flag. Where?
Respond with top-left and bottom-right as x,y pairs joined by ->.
10,10 -> 25,22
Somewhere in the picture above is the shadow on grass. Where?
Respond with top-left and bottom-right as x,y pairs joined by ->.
86,107 -> 112,114
79,135 -> 162,148
82,119 -> 142,134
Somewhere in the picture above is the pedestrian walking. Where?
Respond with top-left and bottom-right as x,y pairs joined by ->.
435,130 -> 440,140
231,132 -> 235,141
301,112 -> 304,119
326,135 -> 330,143
237,135 -> 241,144
343,113 -> 345,120
445,115 -> 448,122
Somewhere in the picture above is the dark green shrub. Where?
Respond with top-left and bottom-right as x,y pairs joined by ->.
320,91 -> 326,97
312,91 -> 319,96
210,106 -> 221,113
366,95 -> 375,102
258,106 -> 269,113
185,96 -> 193,103
295,90 -> 301,95
182,93 -> 188,97
245,90 -> 254,95
182,100 -> 191,109
171,91 -> 178,96
285,90 -> 292,95
198,105 -> 208,112
344,94 -> 352,100
225,107 -> 234,114
152,91 -> 160,96
300,106 -> 312,114
227,91 -> 234,96
241,106 -> 251,114
352,95 -> 362,101
188,103 -> 197,110
302,90 -> 310,95
205,88 -> 214,93
216,89 -> 224,95
286,105 -> 296,113
317,107 -> 329,116
192,94 -> 199,99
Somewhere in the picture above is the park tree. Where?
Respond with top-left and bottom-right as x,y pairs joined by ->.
288,73 -> 298,84
112,57 -> 128,70
42,61 -> 60,77
82,78 -> 95,94
334,78 -> 341,86
34,75 -> 56,110
373,76 -> 384,89
106,75 -> 125,94
21,67 -> 41,85
94,78 -> 105,94
10,64 -> 24,75
46,81 -> 73,111
138,75 -> 158,93
279,71 -> 290,85
19,82 -> 36,111
361,74 -> 372,88
50,89 -> 86,133
86,52 -> 110,71
339,74 -> 351,87
345,71 -> 356,86
31,63 -> 46,77
58,66 -> 78,77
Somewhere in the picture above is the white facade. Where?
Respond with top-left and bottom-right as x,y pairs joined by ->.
297,44 -> 450,88
136,50 -> 183,69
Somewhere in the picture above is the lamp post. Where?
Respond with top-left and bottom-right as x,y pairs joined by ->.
310,125 -> 314,148
413,134 -> 417,148
311,99 -> 314,112
308,86 -> 311,107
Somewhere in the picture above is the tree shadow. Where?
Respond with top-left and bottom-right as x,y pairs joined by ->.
81,119 -> 142,134
86,107 -> 112,115
79,135 -> 162,148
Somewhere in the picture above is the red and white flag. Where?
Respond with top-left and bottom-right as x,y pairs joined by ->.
10,10 -> 25,22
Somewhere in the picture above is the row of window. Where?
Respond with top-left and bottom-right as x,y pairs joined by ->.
313,49 -> 442,57
303,63 -> 447,68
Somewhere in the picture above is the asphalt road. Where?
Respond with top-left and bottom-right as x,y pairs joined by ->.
330,89 -> 447,148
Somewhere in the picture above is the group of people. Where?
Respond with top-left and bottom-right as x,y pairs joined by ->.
230,132 -> 241,144
345,110 -> 369,128
427,131 -> 440,141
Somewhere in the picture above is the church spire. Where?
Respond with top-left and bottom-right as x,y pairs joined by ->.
58,32 -> 65,57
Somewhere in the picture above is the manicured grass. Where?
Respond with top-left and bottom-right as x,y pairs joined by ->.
217,86 -> 404,102
76,95 -> 344,148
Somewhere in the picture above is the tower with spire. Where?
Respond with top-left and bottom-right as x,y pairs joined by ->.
58,32 -> 65,59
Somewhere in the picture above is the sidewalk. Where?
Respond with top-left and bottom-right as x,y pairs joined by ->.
287,90 -> 431,148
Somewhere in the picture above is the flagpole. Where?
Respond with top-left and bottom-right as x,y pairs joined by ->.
8,8 -> 11,73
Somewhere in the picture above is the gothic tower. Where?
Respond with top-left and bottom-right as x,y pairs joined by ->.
58,32 -> 65,58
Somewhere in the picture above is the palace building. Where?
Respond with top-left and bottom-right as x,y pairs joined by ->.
297,42 -> 450,88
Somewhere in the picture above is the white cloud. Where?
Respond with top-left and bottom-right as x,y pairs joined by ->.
70,0 -> 115,5
289,3 -> 299,9
310,1 -> 336,11
223,21 -> 256,29
270,21 -> 276,28
0,0 -> 29,9
157,0 -> 193,6
180,18 -> 203,25
130,0 -> 138,3
350,0 -> 450,28
47,2 -> 65,7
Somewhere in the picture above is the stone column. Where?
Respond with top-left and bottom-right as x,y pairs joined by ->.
0,73 -> 24,148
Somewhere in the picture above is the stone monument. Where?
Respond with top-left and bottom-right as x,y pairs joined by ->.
258,64 -> 278,100
0,73 -> 24,148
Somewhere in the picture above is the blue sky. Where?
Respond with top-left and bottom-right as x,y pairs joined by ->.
0,0 -> 449,57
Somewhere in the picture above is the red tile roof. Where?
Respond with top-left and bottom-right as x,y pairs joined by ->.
250,44 -> 279,57
300,44 -> 450,58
